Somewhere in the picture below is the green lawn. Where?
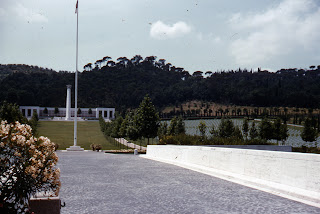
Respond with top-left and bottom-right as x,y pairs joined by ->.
37,121 -> 120,150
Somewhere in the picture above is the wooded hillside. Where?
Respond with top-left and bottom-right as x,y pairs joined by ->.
1,56 -> 320,112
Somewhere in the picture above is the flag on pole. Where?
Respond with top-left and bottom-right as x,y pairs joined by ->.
75,0 -> 78,14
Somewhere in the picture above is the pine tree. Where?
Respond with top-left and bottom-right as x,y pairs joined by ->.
301,118 -> 318,143
198,121 -> 207,138
249,122 -> 259,139
168,116 -> 177,135
218,118 -> 235,138
259,117 -> 273,140
242,118 -> 249,140
0,101 -> 27,124
175,116 -> 185,135
157,122 -> 168,139
135,95 -> 160,144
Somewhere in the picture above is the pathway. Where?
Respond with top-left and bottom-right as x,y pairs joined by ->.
114,138 -> 147,151
57,151 -> 320,214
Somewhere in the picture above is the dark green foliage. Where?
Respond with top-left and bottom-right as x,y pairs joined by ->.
272,118 -> 288,144
198,121 -> 207,138
43,107 -> 48,114
158,122 -> 168,139
167,116 -> 186,136
249,122 -> 259,139
77,108 -> 82,114
167,117 -> 177,135
233,126 -> 243,140
218,118 -> 235,138
29,111 -> 39,136
242,118 -> 249,140
111,115 -> 123,138
259,117 -> 273,140
209,124 -> 218,137
1,61 -> 320,112
160,134 -> 270,146
176,116 -> 186,135
88,108 -> 93,114
301,118 -> 318,142
126,112 -> 140,141
119,116 -> 129,137
135,95 -> 160,144
54,107 -> 59,114
0,101 -> 27,124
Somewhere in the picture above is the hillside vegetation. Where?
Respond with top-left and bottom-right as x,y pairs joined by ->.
1,56 -> 320,112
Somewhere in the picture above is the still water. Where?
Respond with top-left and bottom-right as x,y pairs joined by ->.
163,119 -> 319,147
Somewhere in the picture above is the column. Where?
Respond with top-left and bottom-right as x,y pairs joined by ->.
65,85 -> 72,120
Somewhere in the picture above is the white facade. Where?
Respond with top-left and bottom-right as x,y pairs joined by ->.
20,85 -> 115,120
19,106 -> 115,120
19,106 -> 40,118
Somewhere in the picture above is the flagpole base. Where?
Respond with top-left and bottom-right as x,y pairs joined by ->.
66,146 -> 84,151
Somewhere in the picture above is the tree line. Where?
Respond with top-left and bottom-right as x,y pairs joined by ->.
1,57 -> 320,112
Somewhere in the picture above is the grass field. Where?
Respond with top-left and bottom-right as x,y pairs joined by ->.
37,121 -> 120,150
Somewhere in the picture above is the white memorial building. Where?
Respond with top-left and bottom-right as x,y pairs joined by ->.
19,85 -> 115,121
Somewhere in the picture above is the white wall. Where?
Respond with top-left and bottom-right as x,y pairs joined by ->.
145,145 -> 320,206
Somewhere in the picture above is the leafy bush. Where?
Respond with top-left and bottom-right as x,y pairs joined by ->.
0,121 -> 61,213
90,143 -> 102,151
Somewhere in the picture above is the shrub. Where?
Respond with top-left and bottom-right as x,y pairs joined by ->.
90,143 -> 102,151
0,121 -> 61,213
90,143 -> 96,151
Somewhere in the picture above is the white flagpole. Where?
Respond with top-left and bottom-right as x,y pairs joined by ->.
74,0 -> 78,146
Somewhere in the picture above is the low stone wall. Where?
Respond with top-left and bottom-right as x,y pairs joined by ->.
201,145 -> 292,152
145,145 -> 320,206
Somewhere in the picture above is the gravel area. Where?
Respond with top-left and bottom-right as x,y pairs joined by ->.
57,151 -> 320,214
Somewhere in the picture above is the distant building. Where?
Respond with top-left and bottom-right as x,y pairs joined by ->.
19,85 -> 115,121
19,106 -> 115,120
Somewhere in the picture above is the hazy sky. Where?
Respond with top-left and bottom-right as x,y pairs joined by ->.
1,0 -> 320,73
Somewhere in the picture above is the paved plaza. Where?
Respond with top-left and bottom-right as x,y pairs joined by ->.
57,151 -> 320,214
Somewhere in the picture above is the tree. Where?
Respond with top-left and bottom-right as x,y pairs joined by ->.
209,123 -> 218,136
280,123 -> 289,145
111,115 -> 123,138
175,116 -> 185,135
43,107 -> 48,114
249,122 -> 259,140
218,118 -> 235,138
29,111 -> 39,135
259,117 -> 273,140
301,118 -> 318,143
168,117 -> 177,135
157,122 -> 168,139
0,101 -> 27,124
126,112 -> 140,141
135,95 -> 160,144
242,118 -> 249,140
119,115 -> 129,138
233,126 -> 243,140
272,118 -> 282,144
77,108 -> 82,114
198,121 -> 207,138
88,108 -> 92,114
272,118 -> 288,145
102,56 -> 111,66
54,107 -> 59,114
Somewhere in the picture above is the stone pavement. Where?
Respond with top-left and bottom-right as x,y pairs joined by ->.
57,151 -> 320,214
